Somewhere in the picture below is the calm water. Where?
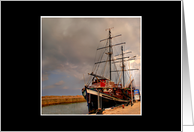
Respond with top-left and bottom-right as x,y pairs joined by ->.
42,102 -> 88,114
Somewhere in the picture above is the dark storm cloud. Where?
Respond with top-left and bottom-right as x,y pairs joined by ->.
41,17 -> 140,82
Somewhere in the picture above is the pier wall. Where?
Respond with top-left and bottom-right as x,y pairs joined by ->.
42,95 -> 86,107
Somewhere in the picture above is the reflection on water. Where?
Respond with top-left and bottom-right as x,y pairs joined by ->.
42,102 -> 88,114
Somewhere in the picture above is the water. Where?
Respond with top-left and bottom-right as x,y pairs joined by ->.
42,102 -> 88,114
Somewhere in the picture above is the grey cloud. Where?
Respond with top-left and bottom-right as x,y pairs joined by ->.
54,80 -> 65,86
42,18 -> 140,82
43,85 -> 55,90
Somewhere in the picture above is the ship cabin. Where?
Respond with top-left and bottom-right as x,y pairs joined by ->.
91,78 -> 123,89
92,78 -> 107,87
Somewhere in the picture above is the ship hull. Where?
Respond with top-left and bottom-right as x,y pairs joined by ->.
82,88 -> 130,114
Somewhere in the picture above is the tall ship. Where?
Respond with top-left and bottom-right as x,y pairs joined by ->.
81,27 -> 140,114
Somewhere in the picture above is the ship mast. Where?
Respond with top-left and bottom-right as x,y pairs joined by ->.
112,47 -> 138,87
93,27 -> 125,81
121,46 -> 125,87
108,28 -> 112,80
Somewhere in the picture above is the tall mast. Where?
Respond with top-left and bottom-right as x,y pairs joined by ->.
121,46 -> 124,87
95,27 -> 126,81
108,29 -> 112,80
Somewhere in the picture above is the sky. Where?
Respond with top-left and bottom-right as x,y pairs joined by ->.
41,17 -> 141,96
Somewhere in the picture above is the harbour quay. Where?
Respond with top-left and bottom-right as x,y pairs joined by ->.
41,95 -> 86,107
102,101 -> 141,115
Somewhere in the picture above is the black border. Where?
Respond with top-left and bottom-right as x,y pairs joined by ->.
1,1 -> 181,131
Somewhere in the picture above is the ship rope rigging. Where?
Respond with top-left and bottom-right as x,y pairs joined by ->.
86,27 -> 138,88
86,37 -> 108,86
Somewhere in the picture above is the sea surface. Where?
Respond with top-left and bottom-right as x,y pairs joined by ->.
42,102 -> 88,114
